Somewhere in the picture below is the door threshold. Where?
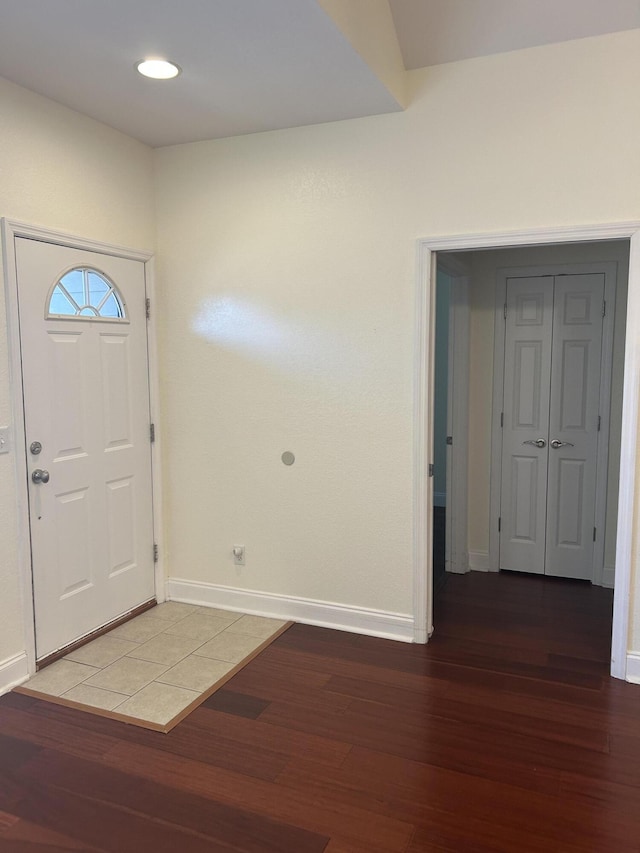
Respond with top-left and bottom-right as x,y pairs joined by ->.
36,598 -> 157,670
499,568 -> 592,584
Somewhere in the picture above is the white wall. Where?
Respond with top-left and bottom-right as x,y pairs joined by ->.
154,29 -> 640,648
0,77 -> 155,666
464,242 -> 629,573
154,118 -> 416,617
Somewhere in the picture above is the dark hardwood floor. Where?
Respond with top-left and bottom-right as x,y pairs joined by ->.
1,572 -> 639,852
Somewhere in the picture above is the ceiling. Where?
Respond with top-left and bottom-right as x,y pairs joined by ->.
389,0 -> 640,69
0,0 -> 638,148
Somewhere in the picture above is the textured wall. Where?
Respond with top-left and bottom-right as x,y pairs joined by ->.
0,78 -> 154,663
154,30 -> 640,641
154,116 -> 415,614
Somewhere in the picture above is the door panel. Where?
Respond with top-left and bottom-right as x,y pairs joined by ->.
16,237 -> 155,659
56,489 -> 92,597
500,277 -> 554,574
513,341 -> 543,428
545,274 -> 604,579
511,455 -> 540,540
499,272 -> 604,581
106,476 -> 136,576
554,459 -> 585,545
101,334 -> 134,448
49,331 -> 87,455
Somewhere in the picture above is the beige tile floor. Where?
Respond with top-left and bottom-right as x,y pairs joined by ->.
19,603 -> 289,730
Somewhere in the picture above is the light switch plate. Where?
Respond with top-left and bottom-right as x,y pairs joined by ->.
0,427 -> 11,455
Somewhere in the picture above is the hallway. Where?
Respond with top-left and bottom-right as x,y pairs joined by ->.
433,571 -> 613,677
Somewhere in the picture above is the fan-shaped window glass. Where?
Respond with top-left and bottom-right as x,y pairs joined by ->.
48,268 -> 126,320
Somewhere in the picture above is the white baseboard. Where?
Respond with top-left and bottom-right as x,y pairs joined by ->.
446,549 -> 469,574
166,579 -> 414,643
0,652 -> 29,696
468,550 -> 490,572
626,652 -> 640,684
602,565 -> 615,589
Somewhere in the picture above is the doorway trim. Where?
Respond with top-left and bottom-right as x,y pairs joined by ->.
1,219 -> 165,676
489,261 -> 618,583
437,254 -> 470,575
414,222 -> 640,680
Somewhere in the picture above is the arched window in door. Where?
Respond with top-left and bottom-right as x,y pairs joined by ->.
47,267 -> 126,320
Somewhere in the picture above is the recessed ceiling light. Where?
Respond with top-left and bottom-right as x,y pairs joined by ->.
136,59 -> 181,80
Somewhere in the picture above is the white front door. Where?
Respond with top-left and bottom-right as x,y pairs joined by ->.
500,272 -> 605,580
16,237 -> 156,660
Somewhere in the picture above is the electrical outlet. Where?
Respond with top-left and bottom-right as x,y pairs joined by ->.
232,545 -> 245,565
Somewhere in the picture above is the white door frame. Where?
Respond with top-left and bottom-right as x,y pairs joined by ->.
1,219 -> 165,676
489,262 -> 618,583
437,254 -> 470,575
414,222 -> 640,680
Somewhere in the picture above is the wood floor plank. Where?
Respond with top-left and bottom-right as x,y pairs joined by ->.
0,693 -> 36,712
21,701 -> 289,782
184,705 -> 353,768
323,840 -> 392,853
277,757 -> 601,853
0,733 -> 41,770
275,747 -> 640,852
560,769 -> 640,810
18,748 -> 329,853
227,660 -> 353,713
0,817 -> 105,852
259,692 -> 625,791
0,838 -> 100,852
201,689 -> 271,719
102,741 -> 414,852
0,734 -> 42,814
7,783 -> 235,853
323,673 -> 610,752
0,707 -> 116,762
0,810 -> 20,836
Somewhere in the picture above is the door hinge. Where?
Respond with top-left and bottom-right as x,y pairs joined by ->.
503,303 -> 507,320
602,300 -> 606,318
498,517 -> 501,532
145,297 -> 151,320
500,412 -> 504,428
150,423 -> 156,443
446,435 -> 453,446
593,527 -> 597,542
597,415 -> 601,432
428,463 -> 434,477
153,543 -> 159,563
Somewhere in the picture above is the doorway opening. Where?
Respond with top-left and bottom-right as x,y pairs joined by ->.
415,224 -> 639,679
432,255 -> 470,594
